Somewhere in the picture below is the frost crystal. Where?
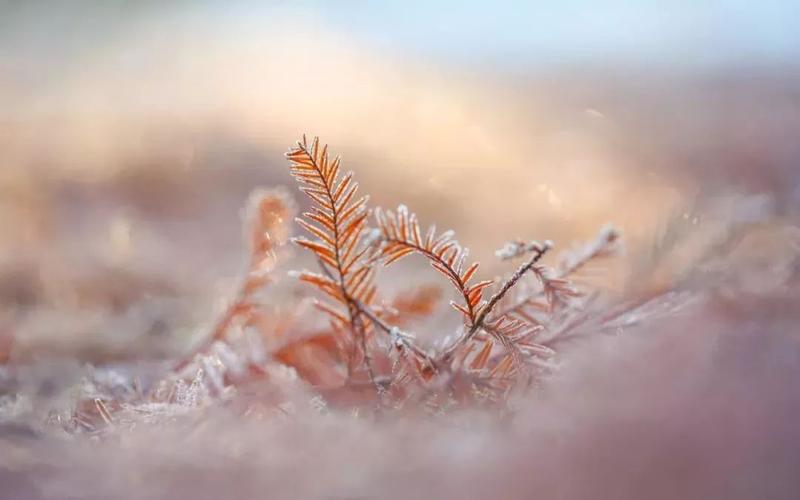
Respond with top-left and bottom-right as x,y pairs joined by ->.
389,326 -> 415,348
495,239 -> 548,261
174,369 -> 210,408
361,227 -> 383,249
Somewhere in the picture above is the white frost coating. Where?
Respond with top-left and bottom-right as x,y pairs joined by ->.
201,355 -> 226,395
456,248 -> 469,273
390,326 -> 415,347
361,227 -> 383,248
309,395 -> 329,415
495,240 -> 547,261
439,230 -> 455,241
175,369 -> 209,408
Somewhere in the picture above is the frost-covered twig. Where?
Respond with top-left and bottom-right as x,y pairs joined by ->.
440,241 -> 552,362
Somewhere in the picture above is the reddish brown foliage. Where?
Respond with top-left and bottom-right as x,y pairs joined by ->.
122,135 -> 621,418
281,136 -> 619,408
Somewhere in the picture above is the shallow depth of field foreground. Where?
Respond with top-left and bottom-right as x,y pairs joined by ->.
2,2 -> 800,499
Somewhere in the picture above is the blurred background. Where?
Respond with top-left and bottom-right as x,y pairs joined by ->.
1,0 -> 798,362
